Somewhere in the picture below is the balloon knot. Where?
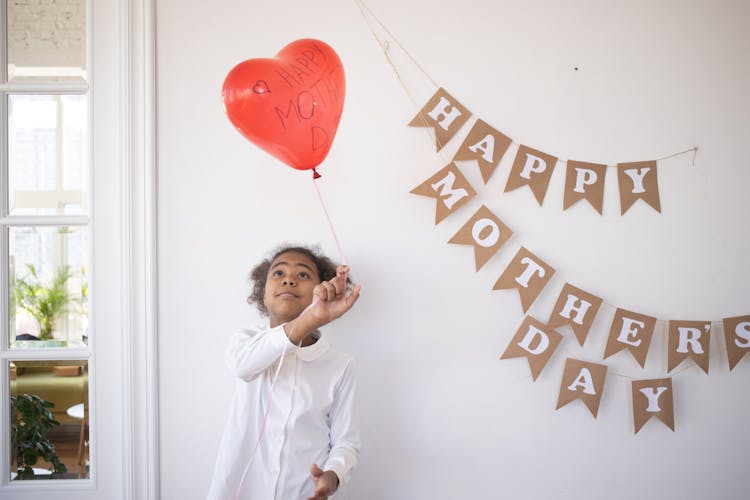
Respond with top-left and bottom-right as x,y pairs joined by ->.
312,168 -> 322,179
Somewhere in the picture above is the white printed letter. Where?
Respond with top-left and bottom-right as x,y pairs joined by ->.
567,368 -> 596,395
639,386 -> 668,412
574,168 -> 598,193
677,327 -> 704,354
517,324 -> 550,355
471,218 -> 500,248
520,154 -> 548,180
427,96 -> 463,131
430,171 -> 468,209
514,257 -> 546,288
617,318 -> 644,347
735,321 -> 750,348
624,168 -> 650,194
468,134 -> 495,163
560,295 -> 592,326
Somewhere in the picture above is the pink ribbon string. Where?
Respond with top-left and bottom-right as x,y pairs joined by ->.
312,170 -> 347,266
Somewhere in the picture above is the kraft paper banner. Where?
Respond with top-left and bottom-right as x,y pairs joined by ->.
504,145 -> 558,206
722,315 -> 750,371
632,378 -> 674,433
547,283 -> 603,347
563,160 -> 607,214
617,161 -> 661,214
448,204 -> 513,271
556,358 -> 608,418
452,119 -> 512,183
410,163 -> 477,224
500,315 -> 563,381
603,308 -> 657,368
668,320 -> 711,374
408,88 -> 471,151
493,247 -> 555,313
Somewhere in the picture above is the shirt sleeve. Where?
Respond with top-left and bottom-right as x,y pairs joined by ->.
224,324 -> 298,381
324,359 -> 361,489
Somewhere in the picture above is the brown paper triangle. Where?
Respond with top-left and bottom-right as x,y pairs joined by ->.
722,315 -> 750,371
632,378 -> 674,433
504,145 -> 558,205
408,88 -> 471,151
617,161 -> 661,214
563,161 -> 607,214
448,205 -> 513,271
547,283 -> 603,346
410,163 -> 477,224
452,119 -> 512,183
667,320 -> 711,374
500,316 -> 563,381
603,308 -> 656,368
556,358 -> 608,418
493,247 -> 555,313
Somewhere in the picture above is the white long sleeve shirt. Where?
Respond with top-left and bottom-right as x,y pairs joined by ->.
207,323 -> 360,500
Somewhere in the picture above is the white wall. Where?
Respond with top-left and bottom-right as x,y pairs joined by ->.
155,1 -> 750,499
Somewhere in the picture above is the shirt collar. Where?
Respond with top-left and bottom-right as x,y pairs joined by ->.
296,331 -> 330,361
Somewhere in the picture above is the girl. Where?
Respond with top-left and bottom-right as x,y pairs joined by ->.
207,245 -> 362,500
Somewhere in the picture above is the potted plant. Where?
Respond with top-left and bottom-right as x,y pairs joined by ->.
14,264 -> 74,341
10,394 -> 67,479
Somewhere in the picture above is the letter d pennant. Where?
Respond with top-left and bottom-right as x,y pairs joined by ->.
500,316 -> 562,381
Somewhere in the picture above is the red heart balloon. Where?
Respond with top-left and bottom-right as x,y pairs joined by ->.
222,39 -> 346,171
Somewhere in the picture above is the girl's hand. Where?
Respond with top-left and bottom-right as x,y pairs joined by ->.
283,265 -> 361,345
308,265 -> 361,326
307,464 -> 339,500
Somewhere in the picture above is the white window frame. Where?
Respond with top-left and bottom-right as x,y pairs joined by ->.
0,0 -> 159,498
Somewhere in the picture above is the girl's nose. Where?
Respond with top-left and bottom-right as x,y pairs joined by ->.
282,278 -> 296,286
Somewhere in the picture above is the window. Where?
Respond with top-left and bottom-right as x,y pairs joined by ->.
2,0 -> 91,483
2,0 -> 157,497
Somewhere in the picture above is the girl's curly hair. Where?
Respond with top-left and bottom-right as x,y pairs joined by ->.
247,244 -> 342,316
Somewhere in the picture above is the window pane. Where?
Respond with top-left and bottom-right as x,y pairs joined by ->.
9,226 -> 89,349
9,360 -> 89,480
5,0 -> 87,82
8,94 -> 88,216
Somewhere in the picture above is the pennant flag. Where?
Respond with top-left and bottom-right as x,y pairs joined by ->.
563,160 -> 607,214
667,320 -> 711,374
451,119 -> 512,183
632,378 -> 675,433
617,161 -> 661,214
410,163 -> 477,224
547,283 -> 603,346
493,247 -> 555,313
603,308 -> 656,368
722,315 -> 750,371
500,316 -> 563,381
504,145 -> 558,205
556,358 -> 608,418
408,88 -> 471,151
448,205 -> 513,271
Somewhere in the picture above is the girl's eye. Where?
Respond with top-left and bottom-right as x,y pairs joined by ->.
298,272 -> 310,279
273,270 -> 283,277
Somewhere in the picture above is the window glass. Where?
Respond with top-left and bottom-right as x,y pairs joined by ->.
9,359 -> 89,480
5,0 -> 87,82
9,226 -> 89,349
8,94 -> 89,216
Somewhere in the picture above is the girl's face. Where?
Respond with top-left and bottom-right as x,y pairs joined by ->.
263,251 -> 321,327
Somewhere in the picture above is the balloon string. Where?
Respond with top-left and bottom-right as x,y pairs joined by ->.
313,174 -> 348,266
234,338 -> 292,500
